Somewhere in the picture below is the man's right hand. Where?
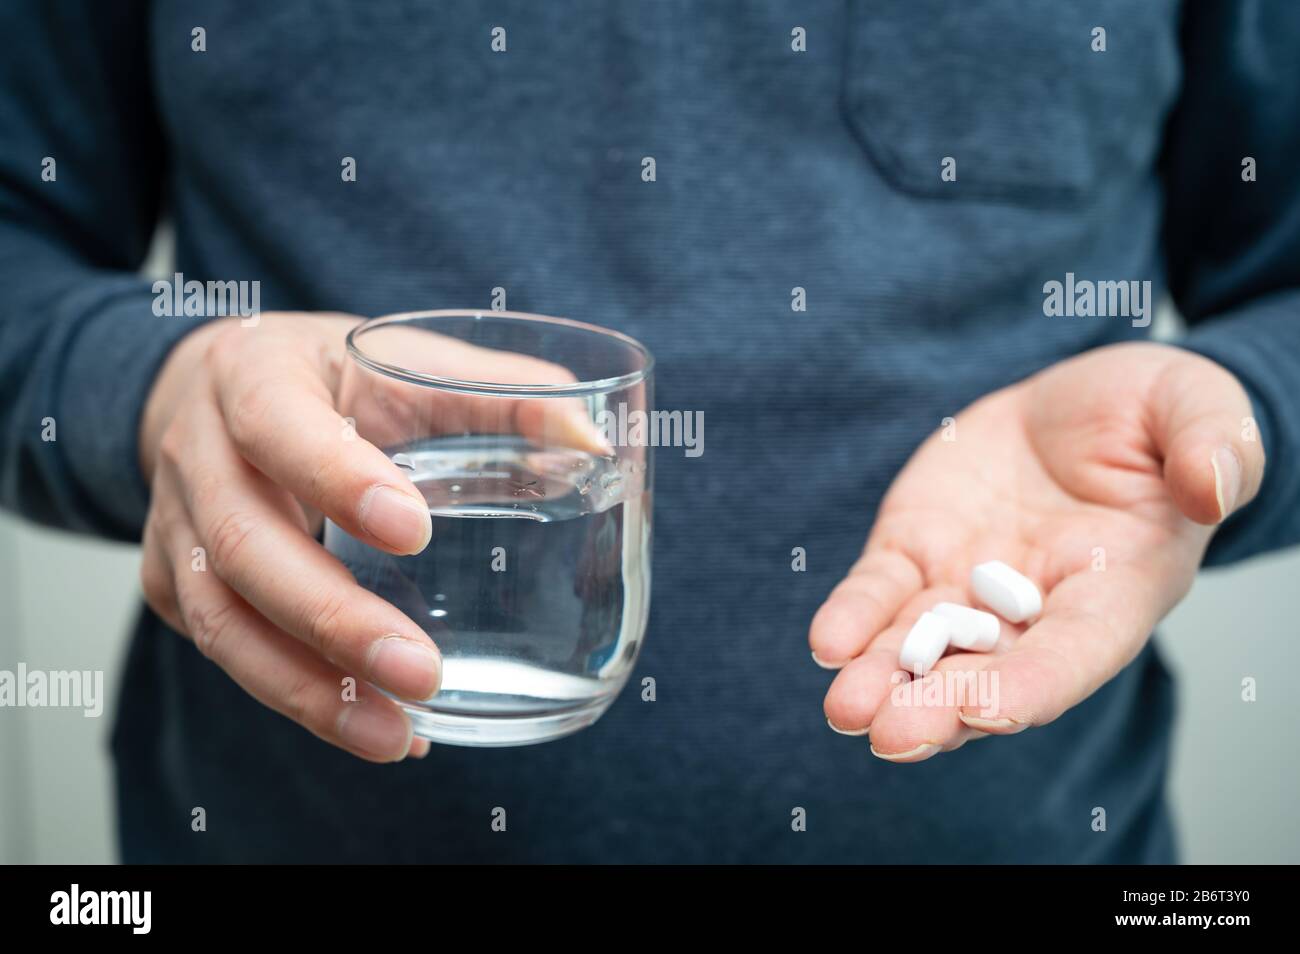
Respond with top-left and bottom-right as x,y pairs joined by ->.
138,313 -> 440,762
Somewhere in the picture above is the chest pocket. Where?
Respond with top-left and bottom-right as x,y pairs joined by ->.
840,0 -> 1181,206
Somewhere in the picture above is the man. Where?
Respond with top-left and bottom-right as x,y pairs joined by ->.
1,1 -> 1296,862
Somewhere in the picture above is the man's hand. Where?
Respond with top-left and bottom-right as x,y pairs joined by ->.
811,342 -> 1265,762
139,313 -> 439,763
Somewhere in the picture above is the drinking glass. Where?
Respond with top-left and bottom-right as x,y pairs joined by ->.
326,310 -> 653,746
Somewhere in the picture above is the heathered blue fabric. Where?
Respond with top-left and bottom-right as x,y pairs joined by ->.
1,1 -> 1298,862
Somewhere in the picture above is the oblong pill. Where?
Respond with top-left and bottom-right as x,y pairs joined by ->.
970,561 -> 1042,623
898,611 -> 951,676
931,601 -> 1001,652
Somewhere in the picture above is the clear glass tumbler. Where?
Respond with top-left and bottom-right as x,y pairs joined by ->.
325,310 -> 653,746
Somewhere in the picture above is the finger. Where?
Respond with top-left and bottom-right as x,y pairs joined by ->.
866,652 -> 998,762
957,565 -> 1158,734
1152,352 -> 1266,524
162,407 -> 443,702
140,513 -> 185,634
346,322 -> 614,456
822,584 -> 964,734
163,509 -> 415,762
209,329 -> 433,556
407,737 -> 431,759
810,549 -> 924,668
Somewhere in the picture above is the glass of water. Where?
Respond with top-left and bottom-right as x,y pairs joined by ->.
326,310 -> 653,746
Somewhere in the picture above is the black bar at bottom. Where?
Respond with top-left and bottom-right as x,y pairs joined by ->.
0,864 -> 1287,937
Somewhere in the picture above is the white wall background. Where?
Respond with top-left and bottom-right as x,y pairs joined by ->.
2,509 -> 1298,864
0,516 -> 139,863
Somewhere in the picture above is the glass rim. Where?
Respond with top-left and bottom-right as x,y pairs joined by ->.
346,309 -> 654,397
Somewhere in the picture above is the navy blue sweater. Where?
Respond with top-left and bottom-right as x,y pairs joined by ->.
2,1 -> 1298,862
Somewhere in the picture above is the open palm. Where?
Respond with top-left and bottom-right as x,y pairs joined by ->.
811,342 -> 1264,761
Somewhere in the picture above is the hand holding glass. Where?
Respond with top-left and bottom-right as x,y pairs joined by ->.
325,310 -> 654,746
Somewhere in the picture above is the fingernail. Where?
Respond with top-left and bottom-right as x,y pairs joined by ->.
338,701 -> 412,762
360,485 -> 431,554
959,712 -> 1029,733
547,405 -> 616,457
827,717 -> 869,737
870,742 -> 943,763
811,651 -> 845,670
1211,447 -> 1242,522
576,410 -> 616,457
367,634 -> 441,701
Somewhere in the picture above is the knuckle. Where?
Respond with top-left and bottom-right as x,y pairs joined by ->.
279,670 -> 321,730
206,508 -> 260,573
157,420 -> 187,470
304,449 -> 345,511
205,322 -> 245,375
189,467 -> 224,515
138,554 -> 172,613
299,587 -> 354,661
182,597 -> 240,662
226,378 -> 279,453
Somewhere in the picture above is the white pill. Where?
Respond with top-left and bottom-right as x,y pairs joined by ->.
931,602 -> 1001,652
970,561 -> 1042,623
898,611 -> 951,676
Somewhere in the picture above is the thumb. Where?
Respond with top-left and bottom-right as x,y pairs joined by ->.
1152,352 -> 1266,525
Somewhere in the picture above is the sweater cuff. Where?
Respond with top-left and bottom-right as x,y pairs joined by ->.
56,277 -> 214,539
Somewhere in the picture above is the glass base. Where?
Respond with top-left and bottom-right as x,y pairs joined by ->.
402,698 -> 614,747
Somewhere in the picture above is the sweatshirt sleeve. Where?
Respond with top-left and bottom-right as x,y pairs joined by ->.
1161,0 -> 1300,566
0,1 -> 203,540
